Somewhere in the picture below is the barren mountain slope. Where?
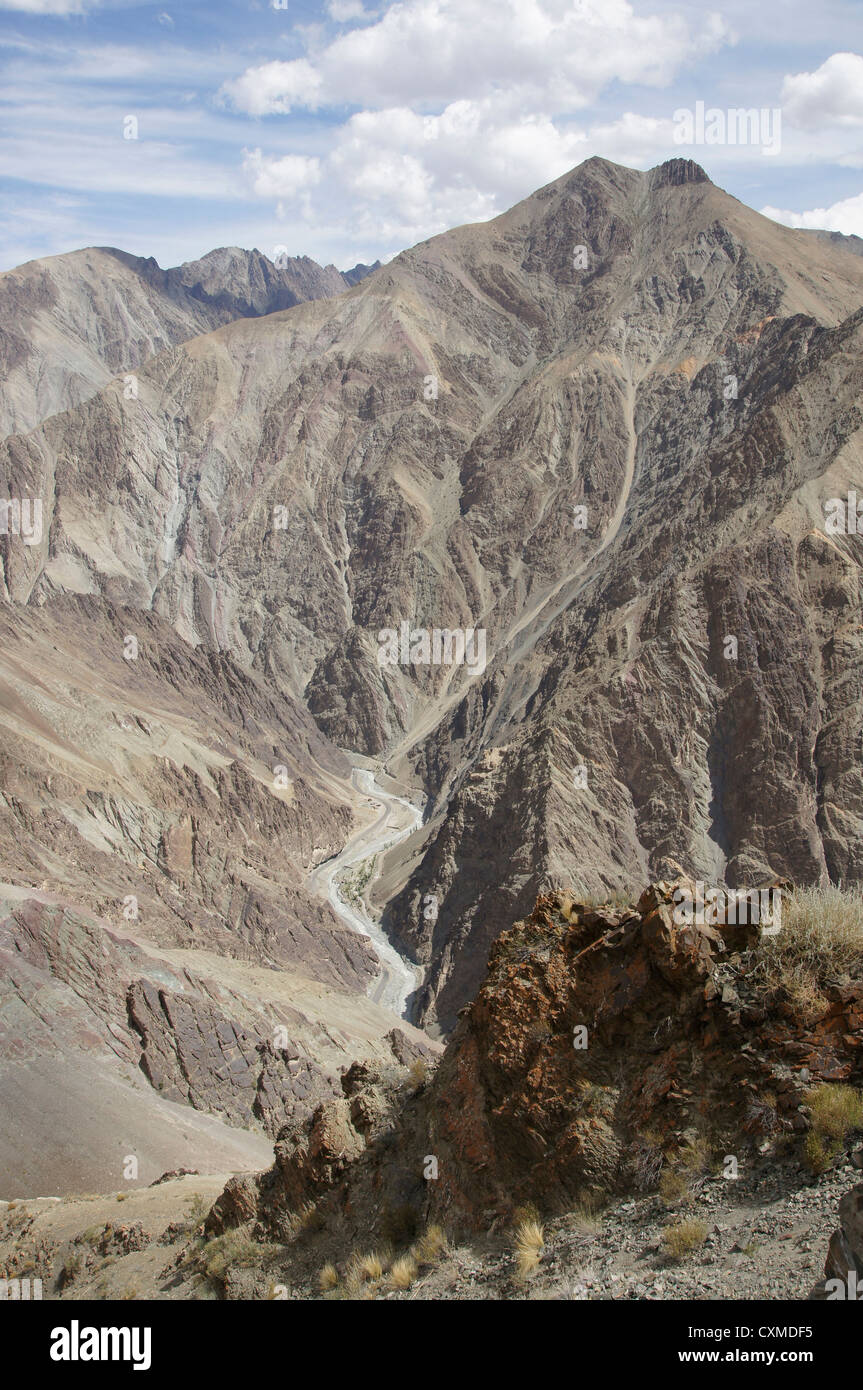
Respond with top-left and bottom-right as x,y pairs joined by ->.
0,245 -> 378,440
0,595 -> 437,1192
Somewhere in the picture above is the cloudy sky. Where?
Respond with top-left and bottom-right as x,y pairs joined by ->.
1,0 -> 862,272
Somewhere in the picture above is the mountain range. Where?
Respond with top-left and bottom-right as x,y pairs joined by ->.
1,156 -> 863,1196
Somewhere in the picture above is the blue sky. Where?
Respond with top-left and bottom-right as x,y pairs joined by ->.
1,0 -> 862,272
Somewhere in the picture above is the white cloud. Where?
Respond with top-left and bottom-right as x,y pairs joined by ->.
761,191 -> 863,238
782,52 -> 863,130
242,148 -> 322,198
224,57 -> 323,116
222,0 -> 728,116
219,0 -> 729,250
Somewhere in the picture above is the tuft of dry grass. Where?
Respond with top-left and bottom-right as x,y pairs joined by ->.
358,1251 -> 386,1282
662,1220 -> 707,1260
755,885 -> 863,1021
388,1254 -> 418,1290
317,1262 -> 339,1292
412,1223 -> 448,1265
804,1131 -> 832,1174
571,1194 -> 603,1234
513,1218 -> 544,1280
803,1083 -> 863,1172
407,1057 -> 428,1088
806,1083 -> 863,1140
338,1252 -> 384,1301
286,1201 -> 327,1237
659,1169 -> 693,1208
678,1136 -> 712,1180
198,1228 -> 274,1284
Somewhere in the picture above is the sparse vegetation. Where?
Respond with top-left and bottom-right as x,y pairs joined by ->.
186,1193 -> 209,1224
58,1252 -> 82,1289
807,1083 -> 863,1140
631,1130 -> 665,1191
744,1091 -> 784,1138
659,1168 -> 693,1208
662,1219 -> 707,1260
803,1083 -> 863,1172
317,1262 -> 339,1292
337,1248 -> 391,1300
755,885 -> 863,1021
198,1228 -> 276,1286
286,1201 -> 327,1237
571,1193 -> 603,1234
679,1136 -> 712,1186
358,1251 -> 386,1282
340,856 -> 377,909
407,1057 -> 428,1088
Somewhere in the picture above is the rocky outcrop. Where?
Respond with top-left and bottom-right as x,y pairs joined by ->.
207,1059 -> 404,1237
810,1167 -> 863,1297
210,883 -> 863,1240
418,884 -> 863,1226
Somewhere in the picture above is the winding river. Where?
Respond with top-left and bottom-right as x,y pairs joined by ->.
307,768 -> 423,1018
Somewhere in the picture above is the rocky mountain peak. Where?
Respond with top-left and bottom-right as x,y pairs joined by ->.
649,156 -> 712,189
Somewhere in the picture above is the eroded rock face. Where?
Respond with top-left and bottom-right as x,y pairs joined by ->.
210,884 -> 863,1239
418,887 -> 863,1226
126,979 -> 338,1136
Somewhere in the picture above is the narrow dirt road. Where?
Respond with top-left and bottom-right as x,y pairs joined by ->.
306,768 -> 423,1018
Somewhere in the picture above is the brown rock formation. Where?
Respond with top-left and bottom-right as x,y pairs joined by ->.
211,884 -> 863,1240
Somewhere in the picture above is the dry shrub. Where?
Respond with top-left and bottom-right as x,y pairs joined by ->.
659,1169 -> 693,1208
407,1057 -> 428,1088
755,886 -> 863,1021
630,1131 -> 665,1192
806,1084 -> 863,1140
662,1220 -> 707,1259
